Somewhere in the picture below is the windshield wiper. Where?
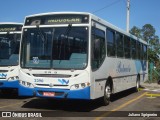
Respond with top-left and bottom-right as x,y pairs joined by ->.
64,24 -> 72,36
36,25 -> 46,43
36,25 -> 47,55
58,24 -> 72,61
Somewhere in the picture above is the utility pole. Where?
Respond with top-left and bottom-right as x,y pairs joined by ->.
126,0 -> 130,33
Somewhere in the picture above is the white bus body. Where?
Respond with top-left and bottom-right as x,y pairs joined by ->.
19,12 -> 148,105
0,22 -> 22,93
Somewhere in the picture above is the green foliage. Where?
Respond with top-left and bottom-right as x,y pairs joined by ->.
141,24 -> 156,42
148,49 -> 159,63
130,24 -> 160,63
130,24 -> 160,83
130,26 -> 142,38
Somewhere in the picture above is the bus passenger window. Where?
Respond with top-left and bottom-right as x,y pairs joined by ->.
116,33 -> 124,58
91,27 -> 106,70
137,42 -> 141,60
143,45 -> 147,60
124,36 -> 131,58
106,28 -> 116,56
141,43 -> 144,60
131,39 -> 136,59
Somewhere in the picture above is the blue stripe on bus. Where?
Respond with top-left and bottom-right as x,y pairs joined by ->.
134,60 -> 148,82
135,61 -> 141,73
18,85 -> 90,100
0,80 -> 19,89
135,60 -> 147,73
18,85 -> 35,96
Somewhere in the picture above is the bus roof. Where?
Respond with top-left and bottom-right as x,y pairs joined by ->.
0,22 -> 23,25
25,11 -> 90,18
25,11 -> 147,45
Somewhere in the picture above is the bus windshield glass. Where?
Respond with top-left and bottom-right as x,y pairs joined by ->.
0,33 -> 21,66
21,26 -> 88,69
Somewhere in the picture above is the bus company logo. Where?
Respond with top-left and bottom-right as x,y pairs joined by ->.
58,79 -> 69,85
33,57 -> 39,64
116,61 -> 131,73
0,73 -> 7,78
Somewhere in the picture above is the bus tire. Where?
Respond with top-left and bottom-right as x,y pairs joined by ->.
135,76 -> 140,92
102,81 -> 111,106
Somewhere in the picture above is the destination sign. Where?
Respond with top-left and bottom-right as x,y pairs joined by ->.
25,14 -> 89,25
0,27 -> 16,32
0,25 -> 22,32
46,17 -> 81,24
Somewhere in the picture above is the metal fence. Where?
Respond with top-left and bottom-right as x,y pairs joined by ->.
149,62 -> 160,83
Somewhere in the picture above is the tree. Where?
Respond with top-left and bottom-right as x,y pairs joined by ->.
130,24 -> 160,63
130,24 -> 160,83
141,24 -> 156,42
148,48 -> 159,63
130,26 -> 142,38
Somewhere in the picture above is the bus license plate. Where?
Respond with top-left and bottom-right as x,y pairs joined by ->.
43,92 -> 55,96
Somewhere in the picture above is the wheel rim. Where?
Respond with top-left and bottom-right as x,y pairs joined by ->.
105,85 -> 111,99
136,80 -> 139,89
136,77 -> 140,89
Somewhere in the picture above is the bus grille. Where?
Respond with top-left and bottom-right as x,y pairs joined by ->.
0,70 -> 8,72
36,84 -> 69,87
33,74 -> 71,78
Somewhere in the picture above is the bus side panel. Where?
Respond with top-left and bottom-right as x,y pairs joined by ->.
135,60 -> 148,83
91,57 -> 148,99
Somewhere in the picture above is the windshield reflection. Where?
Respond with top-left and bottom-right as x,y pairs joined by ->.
0,33 -> 20,66
21,27 -> 88,69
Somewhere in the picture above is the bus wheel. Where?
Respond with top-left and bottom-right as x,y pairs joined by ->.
102,81 -> 111,106
135,76 -> 140,92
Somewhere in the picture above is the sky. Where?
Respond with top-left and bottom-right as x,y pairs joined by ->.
0,0 -> 159,36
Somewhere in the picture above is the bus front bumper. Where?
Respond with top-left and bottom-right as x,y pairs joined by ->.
18,85 -> 90,100
0,80 -> 19,89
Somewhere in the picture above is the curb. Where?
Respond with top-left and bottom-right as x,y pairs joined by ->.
141,83 -> 160,89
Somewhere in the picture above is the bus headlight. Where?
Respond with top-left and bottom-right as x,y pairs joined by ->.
81,83 -> 86,88
70,82 -> 90,90
19,80 -> 34,88
75,84 -> 79,89
8,76 -> 19,81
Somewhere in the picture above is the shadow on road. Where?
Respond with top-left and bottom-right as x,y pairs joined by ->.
0,89 -> 32,99
111,88 -> 137,102
21,88 -> 137,112
22,98 -> 101,112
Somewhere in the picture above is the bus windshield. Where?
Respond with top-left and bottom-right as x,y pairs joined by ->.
0,33 -> 20,66
21,27 -> 88,69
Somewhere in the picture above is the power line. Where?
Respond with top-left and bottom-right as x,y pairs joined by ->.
93,0 -> 123,13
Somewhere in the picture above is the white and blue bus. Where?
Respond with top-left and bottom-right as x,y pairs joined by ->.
19,12 -> 148,105
0,23 -> 22,94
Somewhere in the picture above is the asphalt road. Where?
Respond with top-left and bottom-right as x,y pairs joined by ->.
0,88 -> 160,120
